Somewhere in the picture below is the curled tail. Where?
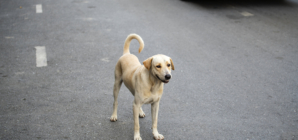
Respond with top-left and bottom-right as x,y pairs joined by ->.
123,34 -> 144,55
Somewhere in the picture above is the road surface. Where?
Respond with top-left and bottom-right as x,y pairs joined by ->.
0,0 -> 298,139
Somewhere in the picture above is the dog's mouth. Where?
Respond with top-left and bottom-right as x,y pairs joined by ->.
156,75 -> 169,83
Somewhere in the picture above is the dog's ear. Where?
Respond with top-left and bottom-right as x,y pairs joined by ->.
170,58 -> 175,70
143,57 -> 153,70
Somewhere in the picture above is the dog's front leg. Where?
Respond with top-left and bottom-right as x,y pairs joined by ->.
133,101 -> 142,140
151,101 -> 164,140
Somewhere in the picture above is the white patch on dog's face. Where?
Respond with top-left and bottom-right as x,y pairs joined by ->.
151,55 -> 173,83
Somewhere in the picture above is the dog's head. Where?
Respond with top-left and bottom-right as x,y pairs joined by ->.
143,54 -> 175,83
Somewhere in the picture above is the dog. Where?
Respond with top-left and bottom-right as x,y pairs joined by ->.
110,34 -> 174,140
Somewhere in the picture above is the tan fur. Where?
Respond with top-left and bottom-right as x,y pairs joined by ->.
110,34 -> 174,140
123,34 -> 144,55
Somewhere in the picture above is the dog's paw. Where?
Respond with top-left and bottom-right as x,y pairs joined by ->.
153,133 -> 164,140
110,115 -> 117,122
139,112 -> 145,118
134,136 -> 142,140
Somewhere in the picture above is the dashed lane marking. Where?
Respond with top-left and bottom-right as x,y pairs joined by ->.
36,4 -> 42,13
76,17 -> 96,21
5,36 -> 14,39
101,58 -> 109,62
35,46 -> 47,67
241,11 -> 254,17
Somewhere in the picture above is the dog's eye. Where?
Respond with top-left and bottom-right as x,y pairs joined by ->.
167,64 -> 171,67
156,65 -> 161,68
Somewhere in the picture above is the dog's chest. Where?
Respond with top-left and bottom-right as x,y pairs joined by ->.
143,91 -> 162,104
142,84 -> 164,104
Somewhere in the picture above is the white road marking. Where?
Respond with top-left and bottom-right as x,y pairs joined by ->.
35,46 -> 47,67
79,17 -> 95,21
73,0 -> 89,3
101,58 -> 109,62
36,4 -> 43,13
5,36 -> 14,39
241,11 -> 254,17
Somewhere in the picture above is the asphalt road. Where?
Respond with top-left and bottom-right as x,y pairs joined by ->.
1,0 -> 298,139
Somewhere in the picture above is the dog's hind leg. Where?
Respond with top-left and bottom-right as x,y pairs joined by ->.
110,62 -> 122,122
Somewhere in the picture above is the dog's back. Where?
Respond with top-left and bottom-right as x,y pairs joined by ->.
114,34 -> 145,95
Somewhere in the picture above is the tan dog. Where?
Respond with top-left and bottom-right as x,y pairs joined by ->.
110,34 -> 174,140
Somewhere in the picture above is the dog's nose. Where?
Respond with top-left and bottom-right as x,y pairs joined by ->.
165,74 -> 171,80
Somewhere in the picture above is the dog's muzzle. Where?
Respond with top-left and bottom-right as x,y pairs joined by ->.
156,74 -> 170,83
